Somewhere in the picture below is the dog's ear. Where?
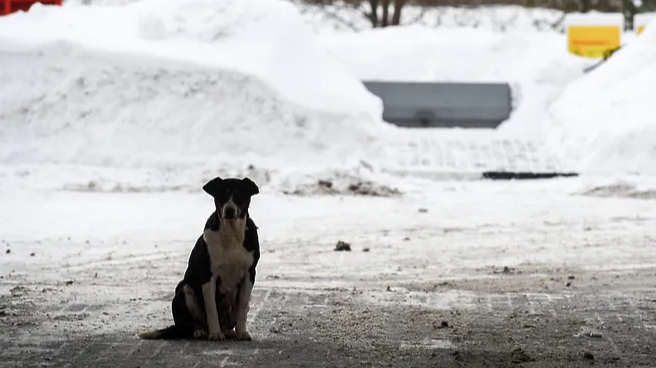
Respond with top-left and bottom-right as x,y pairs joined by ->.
202,176 -> 224,197
241,177 -> 259,196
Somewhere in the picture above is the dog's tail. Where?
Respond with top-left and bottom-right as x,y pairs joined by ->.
137,325 -> 185,340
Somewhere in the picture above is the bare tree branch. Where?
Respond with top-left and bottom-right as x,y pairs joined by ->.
406,4 -> 429,25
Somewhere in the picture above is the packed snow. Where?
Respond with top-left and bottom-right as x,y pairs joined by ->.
3,179 -> 656,292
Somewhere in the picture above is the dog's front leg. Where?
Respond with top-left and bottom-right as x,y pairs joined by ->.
235,275 -> 254,341
202,277 -> 224,341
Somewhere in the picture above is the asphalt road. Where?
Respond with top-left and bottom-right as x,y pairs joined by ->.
2,266 -> 655,368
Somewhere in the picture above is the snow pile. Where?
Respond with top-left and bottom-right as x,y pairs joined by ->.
320,26 -> 592,135
0,0 -> 390,193
546,17 -> 656,176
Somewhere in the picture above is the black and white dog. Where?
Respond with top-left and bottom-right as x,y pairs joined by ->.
138,176 -> 260,341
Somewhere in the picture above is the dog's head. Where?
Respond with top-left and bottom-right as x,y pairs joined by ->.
202,176 -> 259,220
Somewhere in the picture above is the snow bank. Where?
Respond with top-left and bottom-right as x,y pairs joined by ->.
546,17 -> 656,176
0,0 -> 388,192
320,26 -> 592,135
1,0 -> 381,116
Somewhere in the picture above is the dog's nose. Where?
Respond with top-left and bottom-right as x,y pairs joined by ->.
224,207 -> 236,219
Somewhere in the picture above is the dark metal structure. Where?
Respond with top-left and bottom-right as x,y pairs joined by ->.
362,81 -> 513,129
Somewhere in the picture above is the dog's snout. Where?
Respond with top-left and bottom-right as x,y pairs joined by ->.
221,203 -> 239,220
224,207 -> 236,219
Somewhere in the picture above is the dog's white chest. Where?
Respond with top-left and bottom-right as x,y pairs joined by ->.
204,228 -> 253,293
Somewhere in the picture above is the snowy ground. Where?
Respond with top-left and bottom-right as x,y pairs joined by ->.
2,0 -> 656,367
2,181 -> 656,367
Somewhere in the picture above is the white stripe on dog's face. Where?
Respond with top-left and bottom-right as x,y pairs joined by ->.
220,196 -> 240,220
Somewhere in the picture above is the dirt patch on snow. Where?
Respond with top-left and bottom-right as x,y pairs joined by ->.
281,178 -> 402,197
578,181 -> 656,200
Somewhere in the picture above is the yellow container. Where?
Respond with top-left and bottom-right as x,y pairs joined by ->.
565,12 -> 623,59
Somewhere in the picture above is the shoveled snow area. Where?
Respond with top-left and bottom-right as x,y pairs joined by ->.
546,17 -> 656,176
320,26 -> 593,135
2,179 -> 656,304
0,0 -> 388,192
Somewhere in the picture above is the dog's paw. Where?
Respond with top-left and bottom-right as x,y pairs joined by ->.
236,331 -> 252,341
208,331 -> 225,341
222,329 -> 237,339
193,329 -> 207,340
